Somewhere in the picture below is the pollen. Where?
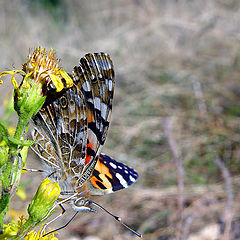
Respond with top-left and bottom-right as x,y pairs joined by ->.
24,47 -> 73,93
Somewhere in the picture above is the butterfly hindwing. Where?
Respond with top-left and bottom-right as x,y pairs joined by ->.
87,154 -> 138,195
31,85 -> 88,191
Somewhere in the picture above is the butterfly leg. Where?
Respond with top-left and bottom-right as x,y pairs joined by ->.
40,203 -> 66,236
42,198 -> 97,237
43,211 -> 79,237
39,193 -> 78,234
22,168 -> 44,173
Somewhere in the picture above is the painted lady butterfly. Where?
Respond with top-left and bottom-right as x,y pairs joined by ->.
31,53 -> 141,237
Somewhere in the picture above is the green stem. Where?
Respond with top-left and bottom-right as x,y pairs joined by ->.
0,115 -> 28,234
0,193 -> 10,234
13,116 -> 26,141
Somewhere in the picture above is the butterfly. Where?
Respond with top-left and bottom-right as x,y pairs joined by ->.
31,52 -> 141,237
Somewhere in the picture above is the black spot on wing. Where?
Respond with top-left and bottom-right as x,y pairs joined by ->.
88,120 -> 109,145
87,145 -> 96,157
92,169 -> 101,181
95,180 -> 107,190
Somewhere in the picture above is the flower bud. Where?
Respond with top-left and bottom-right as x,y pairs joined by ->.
28,178 -> 61,224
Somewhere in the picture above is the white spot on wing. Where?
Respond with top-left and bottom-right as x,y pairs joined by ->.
107,60 -> 111,69
82,81 -> 90,92
109,79 -> 113,91
94,97 -> 101,111
116,173 -> 128,188
130,175 -> 136,182
109,162 -> 117,169
88,98 -> 93,104
101,103 -> 108,120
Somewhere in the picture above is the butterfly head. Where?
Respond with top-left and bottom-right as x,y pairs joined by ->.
71,196 -> 96,213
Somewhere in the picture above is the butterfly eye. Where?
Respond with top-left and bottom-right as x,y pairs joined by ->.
59,96 -> 67,108
74,197 -> 87,207
72,197 -> 95,212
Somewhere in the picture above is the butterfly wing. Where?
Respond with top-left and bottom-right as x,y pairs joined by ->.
71,53 -> 115,187
31,85 -> 88,192
87,154 -> 138,195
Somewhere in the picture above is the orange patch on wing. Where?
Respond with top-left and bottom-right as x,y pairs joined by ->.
99,175 -> 112,189
90,158 -> 113,189
90,175 -> 112,190
90,176 -> 101,189
87,109 -> 94,123
85,141 -> 94,165
95,158 -> 112,178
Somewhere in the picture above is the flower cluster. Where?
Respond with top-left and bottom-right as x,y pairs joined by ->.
0,47 -> 69,239
0,47 -> 73,97
2,219 -> 58,240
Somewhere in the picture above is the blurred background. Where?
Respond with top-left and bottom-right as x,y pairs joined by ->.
1,0 -> 240,239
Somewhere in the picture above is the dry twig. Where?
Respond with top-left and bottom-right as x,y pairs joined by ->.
214,157 -> 234,240
163,117 -> 185,240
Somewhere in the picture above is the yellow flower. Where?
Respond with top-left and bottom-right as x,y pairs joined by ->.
0,47 -> 74,127
19,47 -> 72,122
24,225 -> 58,240
23,47 -> 73,94
0,47 -> 74,122
0,222 -> 18,239
0,47 -> 73,96
0,217 -> 25,240
0,219 -> 58,240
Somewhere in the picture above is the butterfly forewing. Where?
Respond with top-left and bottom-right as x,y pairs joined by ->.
72,53 -> 114,153
71,53 -> 115,187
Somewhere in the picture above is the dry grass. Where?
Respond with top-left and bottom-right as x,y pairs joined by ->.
1,0 -> 240,239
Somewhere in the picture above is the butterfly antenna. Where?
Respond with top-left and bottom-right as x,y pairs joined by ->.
90,200 -> 142,238
42,211 -> 79,237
